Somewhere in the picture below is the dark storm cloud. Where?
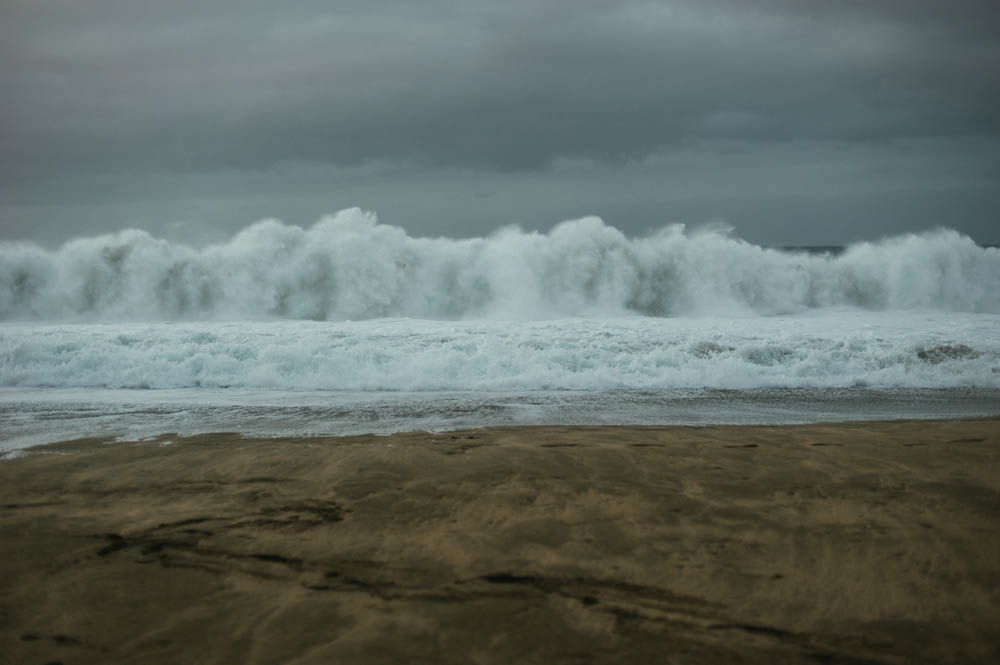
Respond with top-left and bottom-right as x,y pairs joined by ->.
2,0 -> 998,183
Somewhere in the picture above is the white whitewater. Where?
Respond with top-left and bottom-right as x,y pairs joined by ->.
2,211 -> 998,451
1,315 -> 998,391
2,208 -> 998,321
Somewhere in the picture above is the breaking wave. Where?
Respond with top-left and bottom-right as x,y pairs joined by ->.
2,208 -> 998,321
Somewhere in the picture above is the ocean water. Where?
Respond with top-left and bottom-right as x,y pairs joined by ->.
2,210 -> 998,453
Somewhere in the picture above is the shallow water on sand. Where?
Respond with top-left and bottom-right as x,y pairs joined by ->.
3,386 -> 999,454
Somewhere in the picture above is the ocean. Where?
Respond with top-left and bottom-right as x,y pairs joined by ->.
2,209 -> 998,453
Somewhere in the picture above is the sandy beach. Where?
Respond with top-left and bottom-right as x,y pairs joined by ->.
1,419 -> 998,664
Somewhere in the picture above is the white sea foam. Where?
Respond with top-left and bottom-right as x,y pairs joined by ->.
2,314 -> 997,391
2,209 -> 998,321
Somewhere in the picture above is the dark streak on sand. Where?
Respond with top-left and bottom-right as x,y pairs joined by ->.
1,419 -> 999,664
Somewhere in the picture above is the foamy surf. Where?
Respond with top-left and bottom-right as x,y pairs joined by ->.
3,211 -> 998,452
1,313 -> 998,391
2,209 -> 998,321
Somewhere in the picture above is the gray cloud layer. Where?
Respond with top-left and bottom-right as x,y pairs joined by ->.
2,0 -> 999,243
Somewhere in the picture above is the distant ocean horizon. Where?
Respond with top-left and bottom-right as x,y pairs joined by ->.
2,210 -> 998,453
776,245 -> 1000,255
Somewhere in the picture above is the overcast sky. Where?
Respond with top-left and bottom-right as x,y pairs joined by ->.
2,0 -> 998,247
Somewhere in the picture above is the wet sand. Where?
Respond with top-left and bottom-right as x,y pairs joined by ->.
1,419 -> 998,664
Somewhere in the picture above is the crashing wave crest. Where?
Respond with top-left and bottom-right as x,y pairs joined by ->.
2,209 -> 998,321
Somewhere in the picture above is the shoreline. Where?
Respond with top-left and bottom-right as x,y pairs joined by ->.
2,419 -> 998,663
5,386 -> 1000,455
